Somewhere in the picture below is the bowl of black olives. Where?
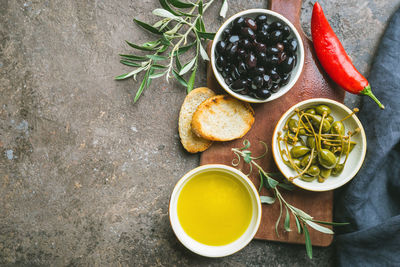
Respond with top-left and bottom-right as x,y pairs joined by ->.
211,9 -> 304,103
271,98 -> 367,191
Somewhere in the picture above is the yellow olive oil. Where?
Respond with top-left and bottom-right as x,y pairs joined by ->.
177,171 -> 253,246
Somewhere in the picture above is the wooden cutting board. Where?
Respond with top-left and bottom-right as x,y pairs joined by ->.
200,0 -> 344,246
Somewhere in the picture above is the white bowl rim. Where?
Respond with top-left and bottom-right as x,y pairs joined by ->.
211,8 -> 305,103
271,98 -> 367,192
168,164 -> 262,257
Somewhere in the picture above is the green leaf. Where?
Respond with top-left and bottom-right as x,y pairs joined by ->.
146,55 -> 168,61
195,18 -> 206,32
197,31 -> 215,40
115,67 -> 145,80
147,68 -> 154,87
258,170 -> 264,192
119,54 -> 147,61
120,60 -> 141,67
142,40 -> 161,48
291,206 -> 313,221
219,0 -> 228,18
243,151 -> 252,164
168,0 -> 194,8
153,8 -> 180,20
294,216 -> 303,234
303,225 -> 313,259
149,70 -> 167,79
241,139 -> 251,150
310,220 -> 350,226
199,42 -> 209,61
260,195 -> 276,204
305,220 -> 334,234
177,10 -> 196,17
176,55 -> 182,72
179,57 -> 196,75
266,176 -> 279,189
134,69 -> 150,102
161,34 -> 171,46
152,64 -> 167,69
187,68 -> 196,93
284,206 -> 291,232
157,45 -> 169,53
275,196 -> 283,236
134,18 -> 162,35
278,182 -> 295,191
173,42 -> 195,56
159,0 -> 181,17
198,0 -> 203,15
172,69 -> 188,87
126,41 -> 157,51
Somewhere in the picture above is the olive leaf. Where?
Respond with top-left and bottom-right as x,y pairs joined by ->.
260,195 -> 276,204
179,57 -> 196,76
220,0 -> 228,18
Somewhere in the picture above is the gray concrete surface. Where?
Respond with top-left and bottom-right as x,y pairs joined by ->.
1,0 -> 398,265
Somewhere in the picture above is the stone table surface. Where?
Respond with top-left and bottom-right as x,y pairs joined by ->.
1,0 -> 398,266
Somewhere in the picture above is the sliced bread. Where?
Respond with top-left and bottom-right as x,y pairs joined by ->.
178,87 -> 216,153
191,95 -> 255,141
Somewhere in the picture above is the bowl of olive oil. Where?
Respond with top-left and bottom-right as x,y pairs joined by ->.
169,164 -> 262,257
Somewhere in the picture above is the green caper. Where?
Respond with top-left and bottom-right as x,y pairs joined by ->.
318,149 -> 337,169
285,131 -> 298,145
306,165 -> 321,176
288,119 -> 298,133
326,115 -> 334,124
290,146 -> 310,158
300,175 -> 317,182
310,114 -> 331,133
315,104 -> 331,115
306,136 -> 316,149
331,121 -> 345,136
342,141 -> 356,153
304,108 -> 316,115
300,153 -> 317,167
332,164 -> 344,176
292,158 -> 302,169
320,168 -> 332,178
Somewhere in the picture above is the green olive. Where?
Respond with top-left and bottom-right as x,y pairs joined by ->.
301,153 -> 317,167
306,136 -> 316,149
318,149 -> 337,169
315,105 -> 331,115
320,168 -> 332,178
342,141 -> 356,153
332,163 -> 344,176
300,175 -> 316,182
306,165 -> 321,176
331,121 -> 345,136
310,114 -> 331,133
326,115 -> 334,124
290,146 -> 310,158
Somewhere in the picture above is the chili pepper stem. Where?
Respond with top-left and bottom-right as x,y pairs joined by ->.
360,84 -> 385,109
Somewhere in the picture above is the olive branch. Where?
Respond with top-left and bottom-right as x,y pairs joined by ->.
232,140 -> 348,259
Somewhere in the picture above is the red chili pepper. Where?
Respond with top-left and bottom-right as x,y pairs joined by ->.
311,2 -> 384,109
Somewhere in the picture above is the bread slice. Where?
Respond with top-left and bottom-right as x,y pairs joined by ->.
191,95 -> 255,141
178,87 -> 216,153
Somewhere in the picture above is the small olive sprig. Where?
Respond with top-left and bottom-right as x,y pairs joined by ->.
232,140 -> 348,259
115,0 -> 229,103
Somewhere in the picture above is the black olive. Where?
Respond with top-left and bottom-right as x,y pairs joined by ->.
252,75 -> 263,89
271,83 -> 280,93
276,43 -> 284,52
233,17 -> 245,32
237,48 -> 246,58
270,55 -> 279,65
255,15 -> 268,26
239,88 -> 250,95
228,35 -> 240,43
266,47 -> 279,55
269,21 -> 283,31
231,67 -> 240,80
280,73 -> 291,86
223,28 -> 232,39
279,56 -> 295,73
246,53 -> 257,69
231,79 -> 247,90
270,69 -> 281,84
254,66 -> 265,75
216,41 -> 227,54
225,77 -> 233,85
285,38 -> 298,53
270,30 -> 283,43
259,23 -> 270,33
238,61 -> 247,74
241,27 -> 256,40
228,43 -> 239,57
257,52 -> 267,63
240,38 -> 252,50
257,30 -> 269,43
222,66 -> 230,78
254,42 -> 266,53
262,74 -> 272,89
278,51 -> 287,64
245,18 -> 257,31
282,25 -> 291,38
257,88 -> 271,99
216,55 -> 226,71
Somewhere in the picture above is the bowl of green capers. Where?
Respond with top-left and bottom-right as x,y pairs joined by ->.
272,98 -> 367,191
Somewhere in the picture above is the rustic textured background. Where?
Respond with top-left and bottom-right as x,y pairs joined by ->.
1,0 -> 398,265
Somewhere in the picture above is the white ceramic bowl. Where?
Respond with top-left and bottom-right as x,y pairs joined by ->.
169,164 -> 261,257
272,98 -> 367,191
211,9 -> 305,103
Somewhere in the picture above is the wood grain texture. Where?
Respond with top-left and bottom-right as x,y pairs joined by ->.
201,0 -> 345,246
